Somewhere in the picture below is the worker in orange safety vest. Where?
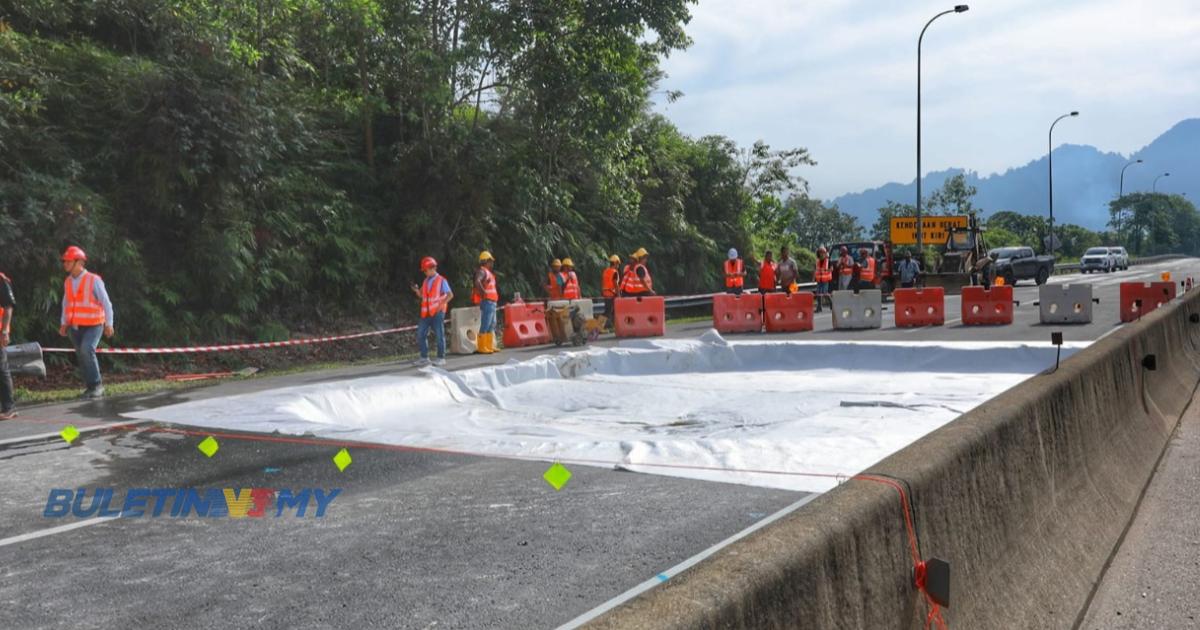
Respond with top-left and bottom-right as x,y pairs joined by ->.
758,250 -> 776,294
837,246 -> 855,291
858,247 -> 877,290
724,248 -> 745,295
602,255 -> 621,331
621,248 -> 654,296
814,247 -> 833,312
546,259 -> 564,299
472,251 -> 500,355
561,258 -> 582,299
59,246 -> 115,399
410,256 -> 453,366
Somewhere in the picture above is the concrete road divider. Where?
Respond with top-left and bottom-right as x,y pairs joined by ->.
3,342 -> 46,378
831,290 -> 882,330
893,287 -> 945,327
615,296 -> 666,338
586,289 -> 1200,630
961,286 -> 1015,325
449,307 -> 480,354
549,299 -> 595,321
1039,284 -> 1095,325
713,293 -> 763,334
502,302 -> 551,348
1120,281 -> 1176,322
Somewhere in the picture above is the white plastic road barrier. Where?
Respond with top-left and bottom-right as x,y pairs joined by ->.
1039,284 -> 1094,324
548,299 -> 594,321
831,290 -> 883,330
449,307 -> 481,354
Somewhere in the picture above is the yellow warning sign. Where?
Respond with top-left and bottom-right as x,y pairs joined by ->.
889,215 -> 969,245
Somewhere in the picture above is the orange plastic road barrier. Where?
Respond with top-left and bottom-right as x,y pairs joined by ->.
712,293 -> 763,334
1119,281 -> 1176,322
763,291 -> 814,333
961,286 -> 1015,325
615,296 -> 666,338
893,287 -> 945,327
502,302 -> 552,348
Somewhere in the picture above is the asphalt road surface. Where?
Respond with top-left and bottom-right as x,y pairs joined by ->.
1,258 -> 1197,629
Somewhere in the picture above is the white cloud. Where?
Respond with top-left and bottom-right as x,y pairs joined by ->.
656,0 -> 1200,200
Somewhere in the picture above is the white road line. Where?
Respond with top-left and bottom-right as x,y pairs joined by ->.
0,419 -> 148,447
556,492 -> 822,629
0,516 -> 120,548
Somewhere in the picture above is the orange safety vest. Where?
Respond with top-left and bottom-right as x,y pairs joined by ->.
839,256 -> 854,276
562,271 -> 581,299
472,267 -> 499,304
724,259 -> 744,288
860,257 -> 876,283
621,263 -> 652,294
547,271 -> 563,299
0,272 -> 8,323
815,258 -> 832,282
759,260 -> 776,290
420,274 -> 449,318
601,267 -> 619,298
63,271 -> 106,327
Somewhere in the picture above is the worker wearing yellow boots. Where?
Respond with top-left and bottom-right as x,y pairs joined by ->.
472,251 -> 500,354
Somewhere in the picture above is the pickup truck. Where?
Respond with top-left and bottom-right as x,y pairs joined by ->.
989,246 -> 1055,286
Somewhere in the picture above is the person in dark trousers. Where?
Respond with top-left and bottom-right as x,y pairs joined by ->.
59,246 -> 115,399
0,271 -> 16,419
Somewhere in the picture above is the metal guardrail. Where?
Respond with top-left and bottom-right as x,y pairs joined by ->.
1053,253 -> 1185,275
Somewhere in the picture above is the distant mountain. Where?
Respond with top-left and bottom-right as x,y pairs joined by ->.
831,118 -> 1200,231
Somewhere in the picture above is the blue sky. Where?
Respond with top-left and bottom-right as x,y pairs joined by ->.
653,0 -> 1200,200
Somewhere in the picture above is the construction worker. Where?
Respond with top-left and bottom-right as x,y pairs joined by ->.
621,248 -> 655,295
758,250 -> 776,294
472,251 -> 499,355
837,246 -> 855,291
410,257 -> 453,366
776,246 -> 799,294
858,247 -> 876,290
0,270 -> 15,419
896,250 -> 921,289
561,258 -> 582,299
59,246 -> 114,399
813,247 -> 832,312
546,259 -> 564,299
601,255 -> 621,331
724,248 -> 745,295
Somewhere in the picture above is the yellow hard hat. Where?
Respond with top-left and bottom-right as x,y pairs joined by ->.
608,254 -> 621,263
632,247 -> 649,258
478,250 -> 494,262
551,258 -> 562,267
561,257 -> 574,267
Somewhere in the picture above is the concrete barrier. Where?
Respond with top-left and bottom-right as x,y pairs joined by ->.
831,290 -> 882,330
449,307 -> 480,355
1039,284 -> 1095,324
586,290 -> 1200,630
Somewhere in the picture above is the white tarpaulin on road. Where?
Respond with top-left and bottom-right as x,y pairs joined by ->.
128,331 -> 1083,492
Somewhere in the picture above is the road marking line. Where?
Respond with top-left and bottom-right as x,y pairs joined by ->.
0,420 -> 149,447
555,492 -> 822,629
0,516 -> 120,548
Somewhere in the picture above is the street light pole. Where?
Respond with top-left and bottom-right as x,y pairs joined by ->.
1117,158 -> 1142,234
1153,172 -> 1170,192
1047,111 -> 1078,258
916,4 -> 969,261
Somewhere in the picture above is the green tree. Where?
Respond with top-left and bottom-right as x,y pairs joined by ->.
787,195 -> 863,251
925,173 -> 977,215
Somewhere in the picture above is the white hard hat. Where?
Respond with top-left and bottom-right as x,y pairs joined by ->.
728,248 -> 738,260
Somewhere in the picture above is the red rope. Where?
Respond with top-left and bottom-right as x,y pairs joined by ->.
855,474 -> 947,630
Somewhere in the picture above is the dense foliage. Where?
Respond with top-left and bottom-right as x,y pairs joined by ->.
0,1 -> 817,344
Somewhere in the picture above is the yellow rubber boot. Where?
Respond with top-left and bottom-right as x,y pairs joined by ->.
479,332 -> 495,354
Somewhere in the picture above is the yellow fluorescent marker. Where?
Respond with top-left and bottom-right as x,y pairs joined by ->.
543,463 -> 572,491
333,448 -> 352,472
198,436 -> 219,458
60,425 -> 80,444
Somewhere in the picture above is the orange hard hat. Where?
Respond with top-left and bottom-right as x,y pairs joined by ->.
420,256 -> 437,270
61,246 -> 87,262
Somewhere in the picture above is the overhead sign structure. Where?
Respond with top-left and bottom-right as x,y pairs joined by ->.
890,215 -> 970,245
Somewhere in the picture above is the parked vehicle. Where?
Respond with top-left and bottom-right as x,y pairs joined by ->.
989,246 -> 1055,286
1108,246 -> 1130,270
1080,247 -> 1116,274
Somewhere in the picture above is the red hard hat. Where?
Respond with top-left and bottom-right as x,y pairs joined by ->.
420,256 -> 437,270
62,246 -> 87,262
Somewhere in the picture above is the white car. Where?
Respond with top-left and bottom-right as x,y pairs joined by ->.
1108,246 -> 1130,270
1080,247 -> 1116,273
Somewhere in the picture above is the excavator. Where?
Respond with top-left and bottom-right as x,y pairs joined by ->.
920,214 -> 990,295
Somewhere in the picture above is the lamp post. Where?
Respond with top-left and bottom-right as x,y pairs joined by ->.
1047,111 -> 1079,258
916,4 -> 969,260
1153,172 -> 1170,192
1117,159 -> 1142,234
